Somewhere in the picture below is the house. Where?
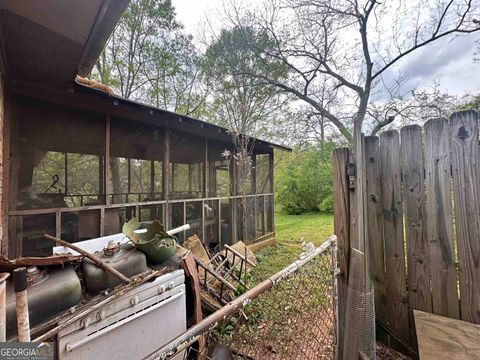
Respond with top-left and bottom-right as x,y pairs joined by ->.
0,0 -> 289,259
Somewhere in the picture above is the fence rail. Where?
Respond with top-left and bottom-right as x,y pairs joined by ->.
333,110 -> 480,351
144,236 -> 337,360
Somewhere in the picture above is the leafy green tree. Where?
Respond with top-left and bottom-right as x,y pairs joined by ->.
94,0 -> 180,99
93,0 -> 207,116
459,94 -> 480,113
203,26 -> 290,139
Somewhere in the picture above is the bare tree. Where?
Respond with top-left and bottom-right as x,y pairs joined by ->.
220,0 -> 479,143
367,82 -> 460,134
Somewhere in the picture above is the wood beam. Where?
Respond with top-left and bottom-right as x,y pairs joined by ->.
268,151 -> 275,232
163,128 -> 170,227
203,138 -> 208,198
104,115 -> 111,205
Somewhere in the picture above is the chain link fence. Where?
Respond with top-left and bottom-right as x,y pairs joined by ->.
145,236 -> 337,360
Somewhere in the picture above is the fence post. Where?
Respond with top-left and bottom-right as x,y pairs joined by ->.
332,147 -> 350,359
332,148 -> 350,281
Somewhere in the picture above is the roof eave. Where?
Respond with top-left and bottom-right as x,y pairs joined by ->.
74,82 -> 292,152
76,0 -> 130,78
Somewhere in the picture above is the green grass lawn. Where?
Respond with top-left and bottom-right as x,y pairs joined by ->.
251,212 -> 334,282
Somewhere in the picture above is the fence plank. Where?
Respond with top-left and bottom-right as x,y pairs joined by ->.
424,118 -> 460,320
365,136 -> 386,320
333,148 -> 351,280
450,110 -> 480,324
380,130 -> 410,343
401,125 -> 432,346
332,147 -> 350,360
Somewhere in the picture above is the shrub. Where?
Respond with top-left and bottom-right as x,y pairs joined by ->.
275,143 -> 334,214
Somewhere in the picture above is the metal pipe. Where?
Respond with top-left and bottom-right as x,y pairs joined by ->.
0,273 -> 10,341
167,224 -> 190,236
13,267 -> 30,342
143,236 -> 335,360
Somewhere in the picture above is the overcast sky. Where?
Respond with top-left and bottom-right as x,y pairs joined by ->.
172,0 -> 480,97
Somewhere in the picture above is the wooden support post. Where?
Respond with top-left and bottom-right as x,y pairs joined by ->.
229,156 -> 237,244
268,151 -> 274,233
64,153 -> 68,195
127,158 -> 131,195
204,137 -> 208,198
104,115 -> 111,206
100,208 -> 105,237
55,212 -> 61,239
163,128 -> 170,228
188,164 -> 193,193
0,84 -> 11,256
251,154 -> 257,240
218,199 -> 222,248
150,160 -> 155,198
251,153 -> 257,194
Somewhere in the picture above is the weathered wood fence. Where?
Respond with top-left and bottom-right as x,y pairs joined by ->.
333,110 -> 480,351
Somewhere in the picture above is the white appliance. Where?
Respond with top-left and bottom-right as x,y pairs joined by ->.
54,236 -> 187,360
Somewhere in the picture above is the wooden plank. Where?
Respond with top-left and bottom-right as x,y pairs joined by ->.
333,147 -> 351,360
268,151 -> 275,233
203,137 -> 208,198
379,130 -> 410,343
450,110 -> 480,324
332,148 -> 350,280
401,125 -> 432,346
414,310 -> 480,359
104,115 -> 111,205
2,86 -> 11,257
365,136 -> 386,320
163,128 -> 170,227
424,118 -> 459,319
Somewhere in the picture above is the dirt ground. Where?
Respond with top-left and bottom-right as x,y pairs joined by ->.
376,342 -> 412,360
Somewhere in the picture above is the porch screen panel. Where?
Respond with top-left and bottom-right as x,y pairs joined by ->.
220,199 -> 231,246
207,140 -> 233,198
169,130 -> 204,199
256,196 -> 265,238
109,117 -> 164,204
19,214 -> 56,257
205,200 -> 220,249
13,97 -> 105,211
256,153 -> 271,194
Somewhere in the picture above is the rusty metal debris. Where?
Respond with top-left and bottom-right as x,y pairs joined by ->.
143,236 -> 335,360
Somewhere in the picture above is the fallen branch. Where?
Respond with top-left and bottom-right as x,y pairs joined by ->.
43,234 -> 130,284
0,254 -> 83,272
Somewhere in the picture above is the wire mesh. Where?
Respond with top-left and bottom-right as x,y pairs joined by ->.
337,278 -> 376,360
158,243 -> 336,360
